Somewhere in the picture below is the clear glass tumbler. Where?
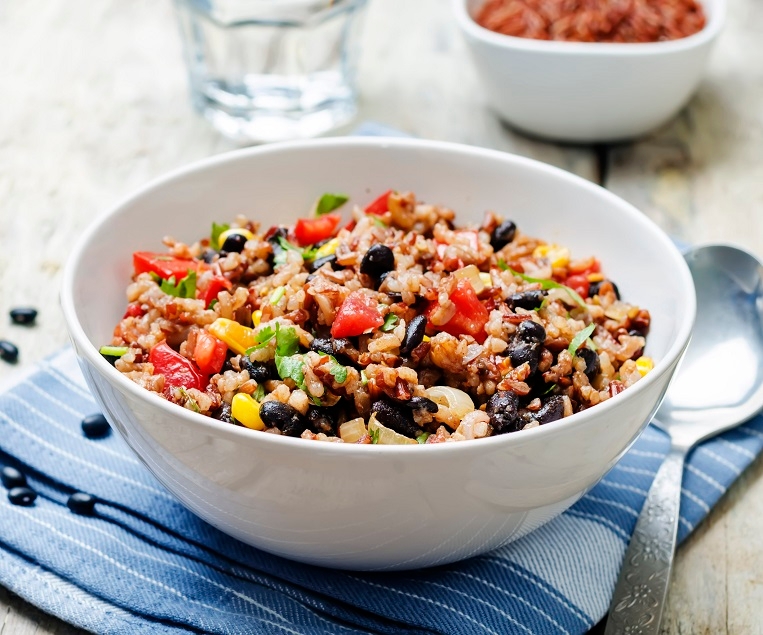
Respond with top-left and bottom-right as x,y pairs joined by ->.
174,0 -> 368,143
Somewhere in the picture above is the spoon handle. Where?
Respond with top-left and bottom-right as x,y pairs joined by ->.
604,446 -> 686,635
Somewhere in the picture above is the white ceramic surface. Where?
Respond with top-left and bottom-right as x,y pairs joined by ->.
453,0 -> 725,142
60,138 -> 695,570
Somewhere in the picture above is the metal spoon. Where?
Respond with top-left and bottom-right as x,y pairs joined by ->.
605,244 -> 763,635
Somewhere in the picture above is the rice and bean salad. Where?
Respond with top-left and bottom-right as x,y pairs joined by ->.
102,190 -> 652,444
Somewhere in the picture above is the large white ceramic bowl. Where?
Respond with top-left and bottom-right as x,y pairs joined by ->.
61,138 -> 695,570
454,0 -> 725,142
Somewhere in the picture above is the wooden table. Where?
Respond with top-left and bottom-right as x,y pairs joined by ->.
1,0 -> 761,632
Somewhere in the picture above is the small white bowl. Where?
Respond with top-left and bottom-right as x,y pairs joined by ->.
61,138 -> 695,570
453,0 -> 725,142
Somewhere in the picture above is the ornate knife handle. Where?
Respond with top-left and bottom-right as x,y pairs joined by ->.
604,447 -> 686,635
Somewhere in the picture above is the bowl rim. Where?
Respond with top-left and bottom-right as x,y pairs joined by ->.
60,136 -> 696,457
452,0 -> 726,56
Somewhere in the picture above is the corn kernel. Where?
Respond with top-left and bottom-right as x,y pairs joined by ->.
252,310 -> 262,327
423,335 -> 430,342
636,356 -> 654,377
532,244 -> 570,268
313,238 -> 339,260
479,272 -> 493,288
231,393 -> 264,430
587,272 -> 604,282
218,228 -> 254,250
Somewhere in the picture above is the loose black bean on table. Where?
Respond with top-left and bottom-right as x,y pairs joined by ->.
8,486 -> 36,506
9,307 -> 37,325
67,492 -> 98,515
0,340 -> 19,364
81,413 -> 111,439
1,466 -> 26,489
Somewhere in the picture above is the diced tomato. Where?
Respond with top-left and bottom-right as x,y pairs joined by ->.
426,279 -> 489,343
193,331 -> 228,375
293,213 -> 342,247
123,303 -> 145,319
564,274 -> 590,299
568,258 -> 601,276
149,342 -> 207,392
343,219 -> 357,232
365,190 -> 392,216
331,291 -> 384,339
198,275 -> 232,308
133,252 -> 198,280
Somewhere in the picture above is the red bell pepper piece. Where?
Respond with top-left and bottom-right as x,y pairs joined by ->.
365,190 -> 392,216
193,331 -> 228,375
198,275 -> 232,308
149,342 -> 207,391
133,252 -> 198,281
563,274 -> 590,299
331,291 -> 384,339
122,303 -> 145,319
426,279 -> 489,343
293,213 -> 342,247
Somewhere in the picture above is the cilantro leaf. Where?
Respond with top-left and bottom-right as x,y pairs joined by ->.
416,432 -> 430,444
326,356 -> 348,384
506,267 -> 587,309
568,323 -> 597,357
275,354 -> 306,392
275,324 -> 300,357
380,314 -> 399,332
211,222 -> 230,249
253,383 -> 265,402
369,427 -> 380,444
316,193 -> 349,216
244,325 -> 276,355
371,216 -> 388,229
159,270 -> 196,299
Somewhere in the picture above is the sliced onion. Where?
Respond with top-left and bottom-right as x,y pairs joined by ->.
424,386 -> 475,420
339,417 -> 367,443
453,265 -> 485,294
368,414 -> 417,445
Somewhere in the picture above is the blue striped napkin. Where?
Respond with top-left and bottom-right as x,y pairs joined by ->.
2,347 -> 763,634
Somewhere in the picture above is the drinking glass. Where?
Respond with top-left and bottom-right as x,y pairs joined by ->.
174,0 -> 368,143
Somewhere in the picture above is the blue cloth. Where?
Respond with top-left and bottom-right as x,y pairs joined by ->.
2,350 -> 762,635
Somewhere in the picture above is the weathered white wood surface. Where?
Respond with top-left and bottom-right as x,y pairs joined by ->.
0,0 -> 760,632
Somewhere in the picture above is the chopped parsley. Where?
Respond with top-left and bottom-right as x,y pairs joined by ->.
211,222 -> 230,248
253,384 -> 265,402
316,193 -> 349,216
369,427 -> 380,444
245,324 -> 276,354
326,356 -> 348,384
159,270 -> 196,299
416,432 -> 430,444
371,216 -> 388,229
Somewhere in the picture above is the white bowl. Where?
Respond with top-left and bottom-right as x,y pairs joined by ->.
453,0 -> 725,142
61,138 -> 695,570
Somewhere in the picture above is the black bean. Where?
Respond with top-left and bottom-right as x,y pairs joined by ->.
402,396 -> 439,414
309,338 -> 334,356
507,340 -> 542,374
486,391 -> 522,434
490,220 -> 517,251
400,315 -> 427,356
221,232 -> 248,253
1,466 -> 26,489
308,254 -> 337,272
67,492 -> 98,516
516,320 -> 546,343
577,348 -> 600,379
330,338 -> 359,365
240,358 -> 272,383
201,249 -> 217,264
589,279 -> 620,300
507,290 -> 545,311
10,308 -> 37,325
259,401 -> 308,437
536,396 -> 565,424
308,407 -> 335,434
81,413 -> 110,439
386,292 -> 404,303
0,341 -> 18,364
8,486 -> 36,506
360,244 -> 395,279
371,398 -> 419,438
212,401 -> 233,424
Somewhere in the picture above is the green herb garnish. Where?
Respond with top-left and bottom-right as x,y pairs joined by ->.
360,370 -> 368,386
568,323 -> 596,357
99,345 -> 129,358
316,193 -> 349,216
416,432 -> 430,444
371,217 -> 388,229
274,236 -> 320,265
159,270 -> 196,299
244,325 -> 276,355
269,286 -> 285,305
586,338 -> 598,351
211,222 -> 230,249
369,427 -> 380,444
542,383 -> 557,396
326,356 -> 348,384
275,354 -> 306,391
506,266 -> 587,309
380,313 -> 399,332
253,384 -> 265,402
275,323 -> 300,357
